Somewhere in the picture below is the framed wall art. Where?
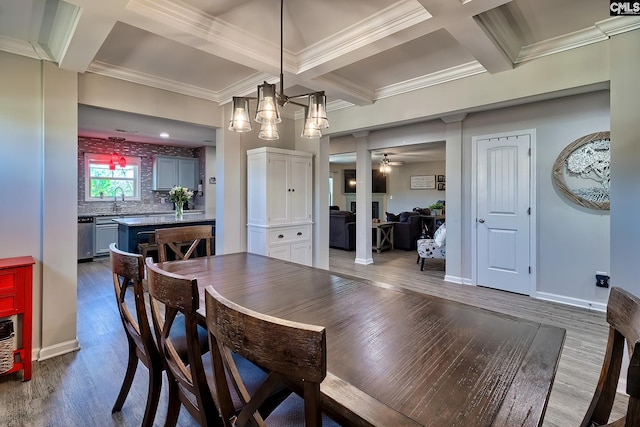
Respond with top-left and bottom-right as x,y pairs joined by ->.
410,175 -> 435,190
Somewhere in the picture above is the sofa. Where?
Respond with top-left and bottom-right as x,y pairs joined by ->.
329,211 -> 356,251
386,211 -> 422,250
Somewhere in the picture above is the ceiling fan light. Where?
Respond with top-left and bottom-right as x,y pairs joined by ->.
306,92 -> 328,129
109,160 -> 116,171
255,83 -> 281,124
258,121 -> 279,140
118,156 -> 127,168
228,97 -> 252,132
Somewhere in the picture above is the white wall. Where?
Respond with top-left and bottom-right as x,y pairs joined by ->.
462,91 -> 610,305
385,161 -> 445,214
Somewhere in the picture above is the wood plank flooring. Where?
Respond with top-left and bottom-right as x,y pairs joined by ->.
0,249 -> 628,426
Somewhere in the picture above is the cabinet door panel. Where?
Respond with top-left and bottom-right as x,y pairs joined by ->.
154,157 -> 178,190
95,225 -> 118,255
178,158 -> 198,190
266,154 -> 290,225
290,242 -> 311,266
268,245 -> 290,261
289,155 -> 312,223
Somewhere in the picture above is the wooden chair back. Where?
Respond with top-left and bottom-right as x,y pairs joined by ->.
581,287 -> 640,427
109,243 -> 162,426
204,286 -> 327,427
155,225 -> 213,262
145,258 -> 218,426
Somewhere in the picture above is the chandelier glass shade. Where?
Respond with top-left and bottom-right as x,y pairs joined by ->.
228,97 -> 252,132
228,0 -> 328,140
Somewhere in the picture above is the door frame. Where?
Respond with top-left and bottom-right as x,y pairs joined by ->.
470,129 -> 538,297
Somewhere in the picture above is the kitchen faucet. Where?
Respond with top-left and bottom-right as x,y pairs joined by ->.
113,187 -> 125,212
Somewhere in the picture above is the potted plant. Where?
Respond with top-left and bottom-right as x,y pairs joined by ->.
429,202 -> 445,216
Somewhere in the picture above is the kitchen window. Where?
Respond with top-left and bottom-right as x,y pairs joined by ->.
85,153 -> 141,201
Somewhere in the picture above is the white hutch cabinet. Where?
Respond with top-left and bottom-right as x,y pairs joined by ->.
247,147 -> 313,266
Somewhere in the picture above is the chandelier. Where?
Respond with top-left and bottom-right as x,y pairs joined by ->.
228,0 -> 328,140
380,154 -> 391,176
108,136 -> 127,170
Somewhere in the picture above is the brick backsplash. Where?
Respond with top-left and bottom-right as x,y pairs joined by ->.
78,137 -> 206,215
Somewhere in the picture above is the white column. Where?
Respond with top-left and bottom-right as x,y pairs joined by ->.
40,62 -> 80,359
354,132 -> 373,265
216,125 -> 244,255
442,114 -> 465,284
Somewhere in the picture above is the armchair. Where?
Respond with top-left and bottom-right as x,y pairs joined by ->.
417,223 -> 446,270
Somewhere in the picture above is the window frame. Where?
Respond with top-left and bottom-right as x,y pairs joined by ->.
84,153 -> 142,202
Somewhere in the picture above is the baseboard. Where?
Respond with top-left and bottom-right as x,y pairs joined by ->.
354,257 -> 374,265
462,278 -> 474,286
38,338 -> 80,361
535,291 -> 607,312
444,275 -> 464,284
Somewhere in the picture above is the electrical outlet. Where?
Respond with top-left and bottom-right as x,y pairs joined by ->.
596,273 -> 610,288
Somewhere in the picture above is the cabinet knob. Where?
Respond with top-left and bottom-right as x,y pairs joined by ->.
291,188 -> 295,192
478,218 -> 485,223
297,232 -> 302,236
278,234 -> 284,239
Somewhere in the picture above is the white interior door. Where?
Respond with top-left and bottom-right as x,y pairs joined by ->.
476,133 -> 531,295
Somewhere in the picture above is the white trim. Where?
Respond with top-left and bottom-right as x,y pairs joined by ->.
471,129 -> 537,296
462,278 -> 474,286
444,274 -> 463,284
535,291 -> 607,313
354,257 -> 373,265
38,338 -> 80,361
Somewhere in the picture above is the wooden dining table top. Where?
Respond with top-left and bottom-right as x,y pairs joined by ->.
157,252 -> 566,427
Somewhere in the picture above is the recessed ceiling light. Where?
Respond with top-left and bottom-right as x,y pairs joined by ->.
160,132 -> 170,138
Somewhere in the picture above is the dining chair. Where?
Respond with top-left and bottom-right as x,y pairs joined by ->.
145,258 -> 278,426
580,287 -> 640,427
109,243 -> 163,427
204,286 -> 341,427
155,225 -> 214,262
137,231 -> 159,262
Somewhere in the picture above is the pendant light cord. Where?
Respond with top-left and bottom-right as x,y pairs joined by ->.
279,0 -> 284,101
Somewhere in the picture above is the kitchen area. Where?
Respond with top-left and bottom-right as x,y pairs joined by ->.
77,134 -> 216,262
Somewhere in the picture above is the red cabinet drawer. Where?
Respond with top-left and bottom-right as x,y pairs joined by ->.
0,293 -> 20,316
0,269 -> 21,292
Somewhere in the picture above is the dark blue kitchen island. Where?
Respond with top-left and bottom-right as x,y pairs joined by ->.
113,214 -> 216,255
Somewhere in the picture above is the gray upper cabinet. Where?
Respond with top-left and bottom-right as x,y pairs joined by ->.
153,156 -> 199,190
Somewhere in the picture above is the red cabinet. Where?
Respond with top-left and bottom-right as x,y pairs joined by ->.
0,256 -> 34,381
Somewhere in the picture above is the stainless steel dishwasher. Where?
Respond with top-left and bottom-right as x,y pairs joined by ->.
78,216 -> 95,261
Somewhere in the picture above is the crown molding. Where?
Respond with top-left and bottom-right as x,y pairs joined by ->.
376,62 -> 487,99
0,35 -> 51,60
315,73 -> 375,106
87,61 -> 221,102
296,1 -> 431,74
516,17 -> 640,64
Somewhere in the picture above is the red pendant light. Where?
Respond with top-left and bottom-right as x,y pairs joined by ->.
108,137 -> 126,169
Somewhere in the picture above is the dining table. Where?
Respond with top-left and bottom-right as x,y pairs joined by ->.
156,252 -> 566,427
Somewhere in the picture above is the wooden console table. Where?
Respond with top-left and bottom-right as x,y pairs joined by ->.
0,256 -> 35,381
372,221 -> 394,253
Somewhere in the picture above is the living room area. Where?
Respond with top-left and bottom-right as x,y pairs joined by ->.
329,142 -> 447,267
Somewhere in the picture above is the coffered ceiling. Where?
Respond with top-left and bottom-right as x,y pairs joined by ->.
0,0 -> 636,148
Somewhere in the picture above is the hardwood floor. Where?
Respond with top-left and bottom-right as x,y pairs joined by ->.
0,249 -> 627,426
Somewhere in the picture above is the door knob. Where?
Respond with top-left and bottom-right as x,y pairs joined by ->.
478,218 -> 485,223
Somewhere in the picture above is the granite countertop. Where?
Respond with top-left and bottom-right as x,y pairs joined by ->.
112,213 -> 215,227
78,210 -> 204,218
